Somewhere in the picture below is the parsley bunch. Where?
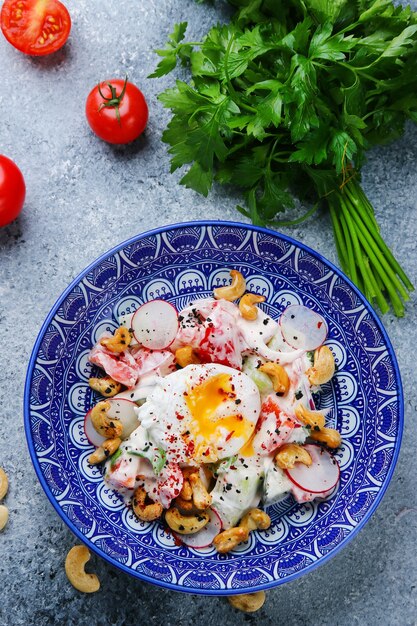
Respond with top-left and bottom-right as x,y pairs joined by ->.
151,0 -> 416,316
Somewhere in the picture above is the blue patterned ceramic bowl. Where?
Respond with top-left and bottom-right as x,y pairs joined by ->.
24,221 -> 403,595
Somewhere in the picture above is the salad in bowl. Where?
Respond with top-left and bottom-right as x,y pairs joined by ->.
24,221 -> 402,594
85,270 -> 342,551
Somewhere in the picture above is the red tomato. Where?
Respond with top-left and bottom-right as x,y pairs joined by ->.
0,156 -> 26,228
1,0 -> 71,56
85,78 -> 149,145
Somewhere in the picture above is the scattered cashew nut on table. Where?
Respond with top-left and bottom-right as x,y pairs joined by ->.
228,590 -> 266,613
239,293 -> 265,320
0,467 -> 9,531
65,545 -> 100,593
213,270 -> 246,301
0,467 -> 8,501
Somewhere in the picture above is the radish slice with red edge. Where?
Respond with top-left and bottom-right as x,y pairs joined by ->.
279,305 -> 328,351
174,507 -> 223,549
285,444 -> 340,494
107,398 -> 139,439
131,300 -> 179,350
84,409 -> 106,447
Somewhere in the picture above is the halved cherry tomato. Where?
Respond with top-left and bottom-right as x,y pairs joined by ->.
85,78 -> 149,145
0,156 -> 26,228
1,0 -> 71,56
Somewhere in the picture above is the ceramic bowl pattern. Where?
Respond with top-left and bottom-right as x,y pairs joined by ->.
24,221 -> 403,595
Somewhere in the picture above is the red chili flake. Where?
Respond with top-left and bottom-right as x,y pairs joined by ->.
225,430 -> 235,442
204,448 -> 211,456
317,321 -> 323,328
176,412 -> 184,420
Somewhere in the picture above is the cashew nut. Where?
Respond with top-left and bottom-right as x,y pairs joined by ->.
213,270 -> 246,301
259,362 -> 290,395
132,486 -> 163,522
100,326 -> 131,353
239,293 -> 265,320
174,496 -> 199,515
214,508 -> 270,553
88,437 -> 122,465
0,505 -> 9,531
309,426 -> 342,448
65,545 -> 100,593
89,376 -> 122,397
175,346 -> 201,368
306,345 -> 335,386
240,508 -> 271,532
228,591 -> 266,613
295,403 -> 326,430
165,507 -> 209,534
0,467 -> 8,501
90,401 -> 123,439
179,478 -> 193,501
213,526 -> 249,553
274,443 -> 312,469
189,472 -> 212,510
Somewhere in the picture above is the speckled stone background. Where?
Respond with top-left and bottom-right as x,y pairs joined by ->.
0,1 -> 416,624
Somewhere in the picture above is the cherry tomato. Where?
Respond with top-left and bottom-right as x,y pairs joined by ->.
0,156 -> 26,228
1,0 -> 71,56
85,78 -> 149,145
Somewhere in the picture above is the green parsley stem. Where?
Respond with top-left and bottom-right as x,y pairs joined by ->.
343,195 -> 410,303
347,180 -> 414,290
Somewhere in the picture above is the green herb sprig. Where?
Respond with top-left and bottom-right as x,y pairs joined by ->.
151,0 -> 416,316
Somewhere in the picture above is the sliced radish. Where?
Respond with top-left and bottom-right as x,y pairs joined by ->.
280,305 -> 328,351
131,300 -> 179,350
84,409 -> 107,447
107,398 -> 139,439
285,444 -> 340,494
176,507 -> 223,549
114,373 -> 159,403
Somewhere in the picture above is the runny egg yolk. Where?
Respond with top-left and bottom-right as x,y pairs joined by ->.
184,373 -> 254,459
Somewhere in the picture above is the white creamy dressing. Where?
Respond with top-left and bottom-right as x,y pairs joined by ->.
103,297 -> 327,527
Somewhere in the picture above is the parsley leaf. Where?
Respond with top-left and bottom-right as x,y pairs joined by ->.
151,0 -> 416,316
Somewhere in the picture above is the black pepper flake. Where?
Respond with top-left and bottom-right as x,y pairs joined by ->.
235,399 -> 241,405
179,525 -> 185,531
263,319 -> 269,325
314,425 -> 320,431
295,390 -> 303,400
225,483 -> 232,491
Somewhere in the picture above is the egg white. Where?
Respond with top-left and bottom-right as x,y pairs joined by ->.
137,363 -> 261,464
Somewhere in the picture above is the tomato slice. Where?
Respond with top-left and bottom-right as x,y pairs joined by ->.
1,0 -> 71,56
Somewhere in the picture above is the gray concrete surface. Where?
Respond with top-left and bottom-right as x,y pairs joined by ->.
0,1 -> 416,624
